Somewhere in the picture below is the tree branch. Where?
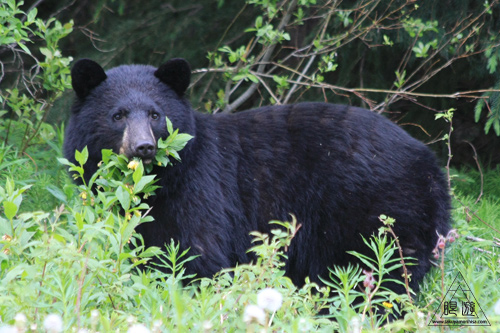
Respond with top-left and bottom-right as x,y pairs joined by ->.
223,0 -> 299,113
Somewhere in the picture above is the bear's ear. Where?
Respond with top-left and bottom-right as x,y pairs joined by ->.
71,59 -> 107,99
154,58 -> 191,96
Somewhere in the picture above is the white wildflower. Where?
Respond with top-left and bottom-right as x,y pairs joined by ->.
202,320 -> 212,331
14,313 -> 27,332
127,316 -> 136,325
91,309 -> 99,319
14,313 -> 27,324
43,314 -> 63,333
127,323 -> 151,333
90,309 -> 99,329
416,311 -> 426,329
152,320 -> 162,331
495,298 -> 500,315
298,317 -> 312,331
243,304 -> 266,325
0,325 -> 17,333
348,316 -> 361,333
257,288 -> 283,312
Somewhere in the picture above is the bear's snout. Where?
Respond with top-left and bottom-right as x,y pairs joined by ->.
119,119 -> 157,163
133,140 -> 156,163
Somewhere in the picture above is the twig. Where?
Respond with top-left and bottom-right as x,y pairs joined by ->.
97,276 -> 116,310
465,141 -> 484,205
283,53 -> 316,104
379,217 -> 413,303
388,227 -> 413,303
466,235 -> 500,247
386,0 -> 497,108
75,253 -> 90,329
193,67 -> 500,100
283,6 -> 333,104
472,247 -> 500,264
445,114 -> 453,191
223,0 -> 299,113
255,74 -> 281,104
455,196 -> 500,234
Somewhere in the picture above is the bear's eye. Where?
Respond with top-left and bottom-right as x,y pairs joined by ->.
151,112 -> 160,120
112,112 -> 123,121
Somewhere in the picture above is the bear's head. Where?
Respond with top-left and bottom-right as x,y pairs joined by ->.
65,58 -> 194,177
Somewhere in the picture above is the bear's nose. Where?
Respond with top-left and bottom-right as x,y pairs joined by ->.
134,141 -> 156,161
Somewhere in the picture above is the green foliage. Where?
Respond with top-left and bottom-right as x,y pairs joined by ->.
412,40 -> 438,58
453,166 -> 500,200
0,0 -> 73,151
475,79 -> 500,136
0,137 -> 191,330
246,18 -> 291,44
485,47 -> 499,74
402,18 -> 438,38
5,165 -> 499,332
326,233 -> 413,331
0,0 -> 73,212
394,70 -> 406,89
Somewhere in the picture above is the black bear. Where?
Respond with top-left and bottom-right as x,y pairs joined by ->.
64,58 -> 450,293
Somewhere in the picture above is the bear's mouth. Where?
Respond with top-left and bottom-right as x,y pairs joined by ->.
143,159 -> 153,165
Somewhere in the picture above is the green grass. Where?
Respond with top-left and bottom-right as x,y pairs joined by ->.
0,131 -> 499,332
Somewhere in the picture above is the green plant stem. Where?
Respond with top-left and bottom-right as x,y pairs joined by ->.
386,226 -> 413,303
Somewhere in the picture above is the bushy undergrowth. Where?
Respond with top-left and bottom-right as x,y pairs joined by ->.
1,123 -> 500,332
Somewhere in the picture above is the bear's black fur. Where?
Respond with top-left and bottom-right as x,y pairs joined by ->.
64,58 -> 450,293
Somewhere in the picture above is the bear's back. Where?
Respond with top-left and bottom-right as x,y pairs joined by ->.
188,102 -> 449,288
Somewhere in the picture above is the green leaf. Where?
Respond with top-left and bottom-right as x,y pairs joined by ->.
74,212 -> 84,231
155,154 -> 170,167
134,175 -> 156,194
0,36 -> 16,45
169,150 -> 181,161
494,118 -> 500,136
474,97 -> 486,123
0,8 -> 10,18
57,157 -> 73,167
166,116 -> 174,135
138,246 -> 163,258
122,214 -> 141,245
3,201 -> 18,220
39,47 -> 52,59
116,186 -> 131,210
132,160 -> 144,184
75,147 -> 89,166
484,117 -> 494,134
5,178 -> 15,196
17,42 -> 31,55
27,8 -> 37,23
101,149 -> 114,164
232,74 -> 247,81
45,185 -> 67,204
248,74 -> 259,83
170,133 -> 194,151
487,54 -> 498,74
